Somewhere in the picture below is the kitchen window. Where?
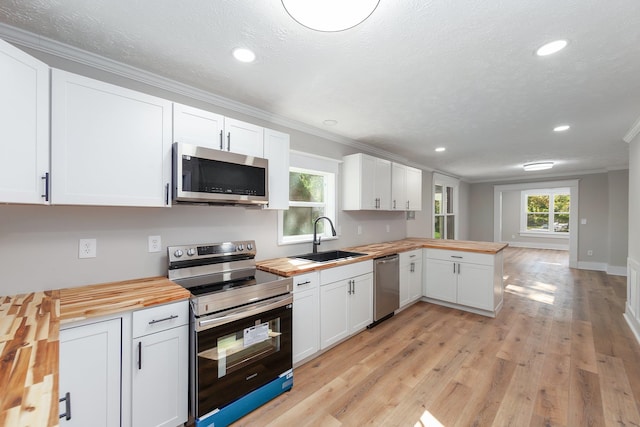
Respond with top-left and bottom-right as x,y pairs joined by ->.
521,188 -> 570,235
278,152 -> 338,245
433,173 -> 458,239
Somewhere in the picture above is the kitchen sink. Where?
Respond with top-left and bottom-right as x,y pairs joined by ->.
291,250 -> 367,263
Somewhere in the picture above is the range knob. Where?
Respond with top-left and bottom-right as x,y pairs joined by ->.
174,249 -> 184,258
237,244 -> 244,251
187,248 -> 196,256
247,243 -> 253,250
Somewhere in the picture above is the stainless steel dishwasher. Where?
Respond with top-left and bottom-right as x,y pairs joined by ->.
370,253 -> 400,327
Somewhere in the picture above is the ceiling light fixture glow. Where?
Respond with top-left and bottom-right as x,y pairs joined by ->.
523,162 -> 554,171
435,147 -> 446,152
281,0 -> 380,32
553,124 -> 570,132
536,39 -> 568,56
323,119 -> 338,126
232,48 -> 256,63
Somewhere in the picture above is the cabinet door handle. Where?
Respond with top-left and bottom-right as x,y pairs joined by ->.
406,200 -> 410,210
41,172 -> 49,201
297,280 -> 311,286
165,182 -> 170,206
453,263 -> 456,274
458,263 -> 461,274
137,341 -> 142,370
393,200 -> 396,209
148,314 -> 179,325
227,132 -> 231,151
219,130 -> 223,150
59,391 -> 71,420
410,262 -> 415,272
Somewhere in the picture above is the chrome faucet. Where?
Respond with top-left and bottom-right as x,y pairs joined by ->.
312,216 -> 337,253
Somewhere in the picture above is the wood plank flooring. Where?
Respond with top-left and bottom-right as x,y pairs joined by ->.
232,248 -> 640,426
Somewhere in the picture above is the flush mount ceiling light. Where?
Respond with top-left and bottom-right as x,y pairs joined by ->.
536,39 -> 568,56
323,119 -> 338,126
553,124 -> 571,132
523,161 -> 554,171
282,0 -> 380,32
232,48 -> 256,63
435,147 -> 446,152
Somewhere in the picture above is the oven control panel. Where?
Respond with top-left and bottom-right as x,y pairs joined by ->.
168,240 -> 256,263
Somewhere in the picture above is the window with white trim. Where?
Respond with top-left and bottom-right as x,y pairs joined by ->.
433,173 -> 458,239
278,152 -> 338,245
521,188 -> 570,234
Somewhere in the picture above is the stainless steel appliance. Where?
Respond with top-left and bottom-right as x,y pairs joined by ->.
168,240 -> 293,427
371,254 -> 400,327
172,142 -> 269,206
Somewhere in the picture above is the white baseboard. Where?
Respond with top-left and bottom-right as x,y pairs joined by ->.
505,241 -> 569,251
624,310 -> 640,346
608,265 -> 628,276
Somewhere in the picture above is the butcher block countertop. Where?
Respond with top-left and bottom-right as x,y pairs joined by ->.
0,277 -> 189,427
257,237 -> 508,277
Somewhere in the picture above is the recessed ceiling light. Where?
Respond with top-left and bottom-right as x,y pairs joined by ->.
553,125 -> 570,132
536,40 -> 568,56
232,48 -> 256,63
523,162 -> 554,171
323,119 -> 338,126
281,0 -> 380,32
435,147 -> 446,152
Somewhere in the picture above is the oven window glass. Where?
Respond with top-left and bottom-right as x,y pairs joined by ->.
198,318 -> 282,378
195,302 -> 292,416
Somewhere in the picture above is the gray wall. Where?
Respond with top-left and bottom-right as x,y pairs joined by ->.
468,171 -> 628,270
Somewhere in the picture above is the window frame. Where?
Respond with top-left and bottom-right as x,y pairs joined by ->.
520,187 -> 571,237
277,152 -> 339,246
432,173 -> 459,240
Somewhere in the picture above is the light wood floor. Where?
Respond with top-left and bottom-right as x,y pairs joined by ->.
233,248 -> 640,426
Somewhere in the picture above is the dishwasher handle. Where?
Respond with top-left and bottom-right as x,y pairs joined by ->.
375,254 -> 399,264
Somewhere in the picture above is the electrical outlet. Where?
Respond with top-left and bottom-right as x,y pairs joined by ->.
587,249 -> 593,256
357,225 -> 362,235
148,235 -> 162,253
79,239 -> 97,259
386,224 -> 390,233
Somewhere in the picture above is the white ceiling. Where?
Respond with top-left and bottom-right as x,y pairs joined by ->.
1,0 -> 639,182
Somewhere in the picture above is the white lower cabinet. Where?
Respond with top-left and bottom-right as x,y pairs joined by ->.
131,301 -> 189,427
319,260 -> 374,349
423,249 -> 503,317
292,271 -> 320,364
399,249 -> 423,308
59,318 -> 122,427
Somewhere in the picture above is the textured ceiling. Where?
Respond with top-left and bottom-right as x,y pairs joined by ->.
1,0 -> 639,182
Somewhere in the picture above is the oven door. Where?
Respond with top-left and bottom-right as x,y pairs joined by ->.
193,294 -> 292,419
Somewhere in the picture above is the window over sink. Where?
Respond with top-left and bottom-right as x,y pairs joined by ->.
278,151 -> 338,245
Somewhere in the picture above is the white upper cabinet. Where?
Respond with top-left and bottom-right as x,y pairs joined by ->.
51,69 -> 172,207
173,103 -> 224,149
343,153 -> 392,210
391,163 -> 422,211
263,128 -> 290,210
223,117 -> 264,157
172,103 -> 264,157
0,39 -> 50,204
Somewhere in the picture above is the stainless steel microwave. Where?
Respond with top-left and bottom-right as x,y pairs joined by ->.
172,142 -> 269,206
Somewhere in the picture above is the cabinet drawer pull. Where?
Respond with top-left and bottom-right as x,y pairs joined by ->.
296,280 -> 311,286
451,255 -> 463,259
148,314 -> 179,325
59,392 -> 71,420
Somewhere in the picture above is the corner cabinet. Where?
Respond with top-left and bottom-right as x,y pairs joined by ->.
0,38 -> 50,204
319,260 -> 374,349
131,301 -> 189,427
51,69 -> 172,207
399,249 -> 423,308
291,271 -> 320,364
423,249 -> 504,317
391,163 -> 422,211
59,318 -> 122,427
343,153 -> 392,210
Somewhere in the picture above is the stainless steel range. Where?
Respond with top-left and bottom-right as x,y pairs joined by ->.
168,240 -> 293,427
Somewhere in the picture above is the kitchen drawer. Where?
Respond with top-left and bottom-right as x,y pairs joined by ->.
291,271 -> 319,293
320,260 -> 373,285
425,249 -> 493,266
400,249 -> 422,263
133,300 -> 189,338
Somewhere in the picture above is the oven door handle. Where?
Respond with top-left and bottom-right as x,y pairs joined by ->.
196,293 -> 292,331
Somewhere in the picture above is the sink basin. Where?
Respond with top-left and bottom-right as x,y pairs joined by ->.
291,250 -> 367,263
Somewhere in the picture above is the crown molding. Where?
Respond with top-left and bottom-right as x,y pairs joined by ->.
0,23 -> 407,163
623,114 -> 640,143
